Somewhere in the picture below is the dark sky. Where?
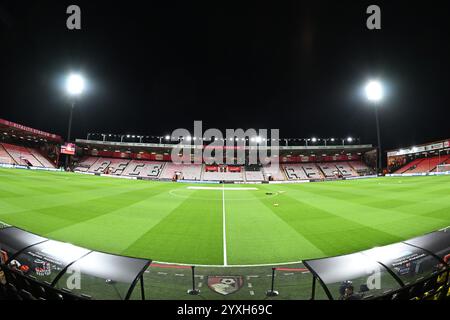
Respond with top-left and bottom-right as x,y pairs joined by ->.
0,0 -> 449,151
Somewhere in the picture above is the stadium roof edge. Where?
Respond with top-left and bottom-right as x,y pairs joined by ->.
75,138 -> 373,151
386,138 -> 450,153
0,118 -> 63,143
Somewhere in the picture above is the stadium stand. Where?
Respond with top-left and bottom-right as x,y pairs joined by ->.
160,163 -> 203,180
283,164 -> 309,180
202,171 -> 244,182
71,155 -> 374,182
27,148 -> 56,168
74,157 -> 100,172
0,144 -> 15,165
394,156 -> 450,174
105,158 -> 131,175
394,158 -> 425,174
301,163 -> 324,179
335,162 -> 358,177
84,157 -> 130,174
245,170 -> 264,182
318,163 -> 340,178
262,164 -> 286,181
349,161 -> 371,173
121,160 -> 165,178
407,157 -> 441,174
1,143 -> 43,167
87,158 -> 114,173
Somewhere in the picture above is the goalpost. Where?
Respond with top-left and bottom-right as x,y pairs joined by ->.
436,164 -> 450,173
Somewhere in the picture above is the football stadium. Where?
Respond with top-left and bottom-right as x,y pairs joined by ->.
0,1 -> 449,306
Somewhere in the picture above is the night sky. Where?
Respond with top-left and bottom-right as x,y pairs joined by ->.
0,0 -> 449,151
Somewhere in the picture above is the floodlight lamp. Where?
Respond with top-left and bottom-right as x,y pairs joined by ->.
347,137 -> 353,142
66,73 -> 85,95
365,80 -> 383,102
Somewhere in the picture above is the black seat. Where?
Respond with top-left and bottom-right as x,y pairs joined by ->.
19,289 -> 37,300
61,288 -> 81,300
46,289 -> 64,300
391,290 -> 408,300
6,283 -> 22,300
0,284 -> 7,299
408,282 -> 425,299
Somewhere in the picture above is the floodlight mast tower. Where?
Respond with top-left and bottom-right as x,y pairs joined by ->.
65,73 -> 85,169
365,80 -> 383,175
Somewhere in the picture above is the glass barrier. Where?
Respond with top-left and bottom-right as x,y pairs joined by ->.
8,240 -> 90,285
0,225 -> 449,300
363,242 -> 442,287
54,252 -> 149,300
304,252 -> 402,300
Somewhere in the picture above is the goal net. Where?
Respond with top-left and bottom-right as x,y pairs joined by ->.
436,164 -> 450,173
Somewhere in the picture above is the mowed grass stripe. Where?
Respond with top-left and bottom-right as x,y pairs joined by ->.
45,184 -> 190,254
225,187 -> 325,265
257,185 -> 402,257
285,179 -> 448,227
0,173 -> 161,214
0,182 -> 175,235
303,177 -> 450,221
276,181 -> 448,246
122,189 -> 223,265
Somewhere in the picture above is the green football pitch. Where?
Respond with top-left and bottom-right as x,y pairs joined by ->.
0,168 -> 449,266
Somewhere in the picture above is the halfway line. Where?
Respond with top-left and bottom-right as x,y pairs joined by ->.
222,184 -> 228,266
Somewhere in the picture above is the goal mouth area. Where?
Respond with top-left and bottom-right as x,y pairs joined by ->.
436,164 -> 450,173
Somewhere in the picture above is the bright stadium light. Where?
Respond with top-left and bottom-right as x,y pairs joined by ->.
365,80 -> 383,102
311,137 -> 317,143
165,135 -> 170,140
64,73 -> 87,169
364,79 -> 385,175
66,73 -> 85,96
347,137 -> 353,143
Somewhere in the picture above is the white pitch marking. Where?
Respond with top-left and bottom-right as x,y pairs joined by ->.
248,283 -> 253,288
249,290 -> 255,296
198,282 -> 203,288
175,273 -> 185,277
152,260 -> 303,268
157,272 -> 168,275
222,184 -> 228,266
187,186 -> 258,191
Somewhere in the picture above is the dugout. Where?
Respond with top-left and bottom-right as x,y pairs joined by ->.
304,228 -> 450,300
0,226 -> 151,300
